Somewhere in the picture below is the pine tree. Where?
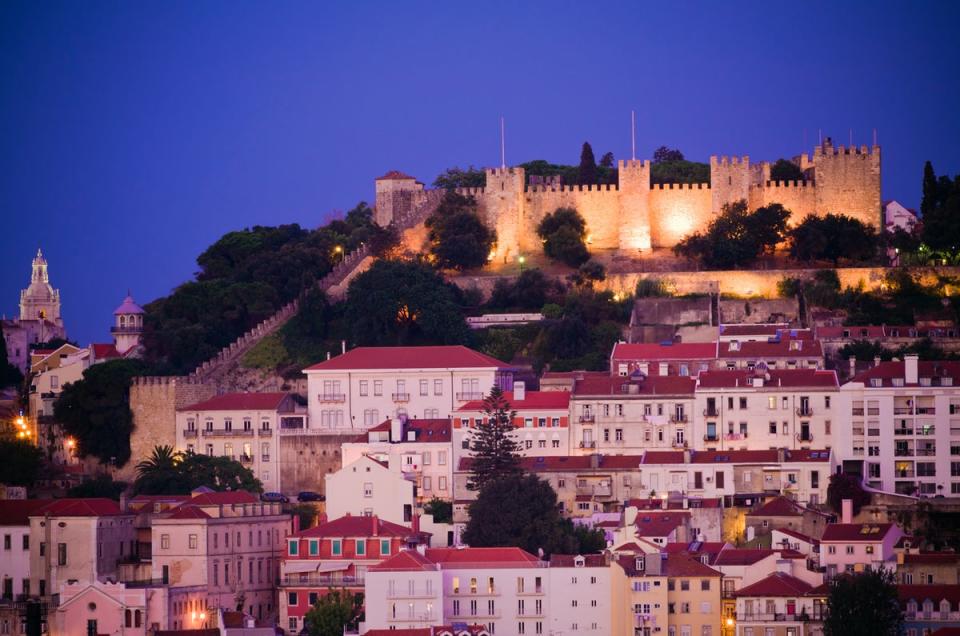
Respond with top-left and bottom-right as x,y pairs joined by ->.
921,161 -> 938,218
578,142 -> 597,185
467,385 -> 522,491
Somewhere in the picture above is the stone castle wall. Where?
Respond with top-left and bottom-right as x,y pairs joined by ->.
379,140 -> 882,259
278,434 -> 355,496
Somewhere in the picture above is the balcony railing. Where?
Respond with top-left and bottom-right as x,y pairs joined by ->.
183,430 -> 198,438
916,448 -> 937,456
392,393 -> 410,402
670,414 -> 689,424
917,407 -> 937,414
894,428 -> 913,436
703,408 -> 720,417
894,407 -> 913,415
724,432 -> 747,441
894,449 -> 915,457
579,440 -> 597,449
703,434 -> 719,442
317,393 -> 345,403
201,429 -> 254,437
282,574 -> 364,587
796,432 -> 814,443
671,440 -> 688,449
852,408 -> 865,416
456,392 -> 484,401
257,428 -> 272,437
579,415 -> 596,423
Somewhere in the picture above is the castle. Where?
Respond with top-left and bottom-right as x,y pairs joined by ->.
375,138 -> 881,260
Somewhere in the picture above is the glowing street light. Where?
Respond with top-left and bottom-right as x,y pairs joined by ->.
518,255 -> 526,272
333,245 -> 344,263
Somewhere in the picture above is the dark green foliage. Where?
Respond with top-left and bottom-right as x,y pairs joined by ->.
292,503 -> 319,530
467,386 -> 523,491
344,260 -> 471,346
537,208 -> 590,267
0,440 -> 43,487
769,159 -> 805,182
779,270 -> 842,308
823,568 -> 903,636
568,260 -> 606,288
463,474 -> 606,557
476,329 -> 525,364
599,152 -> 614,168
133,445 -> 263,495
424,497 -> 453,524
635,278 -> 671,298
487,269 -> 566,311
433,166 -> 486,190
789,213 -> 879,264
68,475 -> 127,500
0,325 -> 23,388
425,192 -> 496,270
653,146 -> 685,163
920,162 -> 960,252
673,201 -> 790,268
54,359 -> 150,467
827,472 -> 871,516
578,142 -> 597,185
302,589 -> 363,636
650,149 -> 710,185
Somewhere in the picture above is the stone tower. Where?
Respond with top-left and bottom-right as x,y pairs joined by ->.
709,155 -> 753,213
374,170 -> 424,226
112,293 -> 144,355
483,167 -> 526,262
618,159 -> 652,251
19,249 -> 63,331
812,138 -> 882,228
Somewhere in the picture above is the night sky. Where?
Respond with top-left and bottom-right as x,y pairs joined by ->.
2,1 -> 959,345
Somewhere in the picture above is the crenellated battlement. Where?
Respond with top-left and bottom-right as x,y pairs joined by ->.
486,167 -> 522,177
652,182 -> 709,190
757,180 -> 813,189
524,183 -> 620,194
455,187 -> 486,197
813,139 -> 881,158
618,159 -> 652,170
131,375 -> 201,386
710,155 -> 750,166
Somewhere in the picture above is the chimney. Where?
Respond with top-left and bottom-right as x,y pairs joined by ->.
292,514 -> 300,534
848,356 -> 856,378
775,559 -> 791,574
412,513 -> 420,534
415,542 -> 427,556
905,354 -> 919,384
390,418 -> 403,443
842,498 -> 853,524
514,381 -> 526,401
873,356 -> 881,368
372,514 -> 379,537
341,340 -> 346,355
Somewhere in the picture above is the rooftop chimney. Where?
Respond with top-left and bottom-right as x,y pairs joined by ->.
873,356 -> 881,368
341,340 -> 346,355
905,354 -> 919,384
842,498 -> 853,524
390,418 -> 403,443
412,513 -> 420,534
514,381 -> 526,401
849,356 -> 856,378
292,514 -> 300,534
372,514 -> 379,537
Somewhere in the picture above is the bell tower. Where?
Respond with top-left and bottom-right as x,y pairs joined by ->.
19,249 -> 63,328
113,292 -> 145,355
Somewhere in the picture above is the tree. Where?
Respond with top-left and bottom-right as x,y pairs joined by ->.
133,446 -> 263,495
292,503 -> 319,529
578,142 -> 597,185
344,260 -> 471,346
653,146 -> 685,163
823,568 -> 903,636
462,473 -> 605,556
54,359 -> 149,467
746,204 -> 791,256
0,325 -> 23,388
789,214 -> 878,265
424,497 -> 453,523
425,192 -> 496,270
598,152 -> 615,168
920,162 -> 960,252
487,269 -> 564,311
826,472 -> 871,517
0,440 -> 43,488
433,166 -> 486,190
467,386 -> 522,491
537,208 -> 590,267
674,200 -> 790,269
68,475 -> 127,500
568,260 -> 606,288
302,589 -> 363,636
769,159 -> 805,182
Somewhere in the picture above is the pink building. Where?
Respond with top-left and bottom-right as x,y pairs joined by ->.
820,502 -> 904,578
610,342 -> 718,378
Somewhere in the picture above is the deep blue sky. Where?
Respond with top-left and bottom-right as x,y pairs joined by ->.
2,1 -> 959,344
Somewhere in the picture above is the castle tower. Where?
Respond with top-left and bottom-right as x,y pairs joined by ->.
19,249 -> 63,330
112,292 -> 144,355
374,170 -> 424,226
709,155 -> 752,213
618,160 -> 652,251
812,137 -> 882,228
483,166 -> 526,262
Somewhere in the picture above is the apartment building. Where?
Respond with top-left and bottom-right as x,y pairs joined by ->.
837,356 -> 960,496
280,515 -> 428,634
303,346 -> 511,432
326,455 -> 417,526
899,585 -> 960,635
343,418 -> 454,504
732,571 -> 826,636
745,497 -> 832,541
175,393 -> 305,493
695,369 -> 840,453
610,342 -> 717,378
0,500 -> 52,602
716,338 -> 824,372
546,553 -> 631,635
453,383 -> 571,465
569,373 -> 697,453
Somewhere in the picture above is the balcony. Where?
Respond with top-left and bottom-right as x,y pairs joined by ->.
579,415 -> 596,423
110,325 -> 143,334
317,393 -> 345,403
796,432 -> 814,443
894,428 -> 914,436
456,392 -> 484,401
852,408 -> 865,416
703,434 -> 719,442
670,414 -> 689,424
703,408 -> 720,417
576,484 -> 613,498
201,429 -> 254,437
724,432 -> 747,441
282,574 -> 364,587
257,428 -> 272,437
671,440 -> 688,449
894,449 -> 915,457
894,407 -> 914,415
239,454 -> 253,464
579,440 -> 597,449
916,448 -> 937,456
183,430 -> 198,439
917,407 -> 937,415
392,393 -> 410,402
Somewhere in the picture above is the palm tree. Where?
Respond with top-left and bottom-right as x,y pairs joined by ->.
135,445 -> 181,477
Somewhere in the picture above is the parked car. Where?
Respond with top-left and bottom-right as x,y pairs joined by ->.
262,492 -> 289,503
298,491 -> 325,502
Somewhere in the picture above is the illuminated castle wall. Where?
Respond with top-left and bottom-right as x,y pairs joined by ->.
375,138 -> 881,260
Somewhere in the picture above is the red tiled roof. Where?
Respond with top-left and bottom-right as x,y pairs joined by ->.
822,523 -> 895,542
851,360 -> 960,387
664,554 -> 722,577
691,450 -> 778,463
697,368 -> 837,389
714,549 -> 780,566
773,528 -> 819,545
721,325 -> 812,338
898,584 -> 960,606
903,552 -> 960,565
641,451 -> 685,464
718,339 -> 823,359
747,496 -> 808,517
572,374 -> 696,397
166,506 -> 211,520
635,512 -> 690,537
178,392 -> 290,412
296,515 -> 413,539
0,500 -> 57,525
611,342 -> 717,361
372,547 -> 541,571
613,542 -> 644,553
549,554 -> 608,567
305,346 -> 508,371
816,325 -> 889,339
155,630 -> 219,636
458,455 -> 645,473
357,418 -> 452,443
185,491 -> 260,506
457,390 -> 570,411
375,170 -> 417,181
35,498 -> 123,517
734,572 -> 814,597
363,627 -> 489,636
91,343 -> 121,359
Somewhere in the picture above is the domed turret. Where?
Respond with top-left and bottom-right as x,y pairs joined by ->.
112,292 -> 144,354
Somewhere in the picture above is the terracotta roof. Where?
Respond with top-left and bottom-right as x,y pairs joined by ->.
612,542 -> 644,553
714,549 -> 779,566
91,343 -> 121,359
34,498 -> 123,517
113,294 -> 145,315
549,554 -> 608,567
663,553 -> 722,577
572,374 -> 696,397
363,627 -> 489,636
457,390 -> 569,411
375,170 -> 417,181
697,368 -> 837,389
664,541 -> 728,557
720,325 -> 809,337
851,360 -> 960,387
747,496 -> 808,517
641,451 -> 685,464
932,629 -> 960,636
357,418 -> 452,443
635,512 -> 690,537
718,339 -> 823,359
773,528 -> 819,546
611,342 -> 717,361
155,630 -> 219,636
691,449 -> 832,464
0,499 -> 57,525
816,325 -> 889,339
296,515 -> 413,539
898,584 -> 960,606
903,552 -> 960,565
305,346 -> 508,371
458,454 -> 645,473
734,572 -> 814,597
166,506 -> 211,520
178,392 -> 291,412
822,523 -> 896,542
372,547 -> 541,571
188,490 -> 259,506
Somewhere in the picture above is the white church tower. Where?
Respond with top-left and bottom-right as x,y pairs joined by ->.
112,293 -> 144,355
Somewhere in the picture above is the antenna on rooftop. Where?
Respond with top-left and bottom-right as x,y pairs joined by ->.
500,116 -> 506,169
818,129 -> 822,145
873,128 -> 878,146
849,129 -> 853,146
631,110 -> 637,161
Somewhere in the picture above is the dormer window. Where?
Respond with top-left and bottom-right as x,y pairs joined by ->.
635,555 -> 645,571
789,340 -> 802,351
892,378 -> 904,387
870,378 -> 883,388
574,556 -> 585,568
729,340 -> 741,352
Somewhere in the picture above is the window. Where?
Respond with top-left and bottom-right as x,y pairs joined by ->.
356,539 -> 366,556
288,540 -> 298,556
739,397 -> 747,409
701,579 -> 710,590
438,451 -> 447,465
359,380 -> 368,395
160,534 -> 170,550
381,539 -> 390,555
363,482 -> 373,497
309,539 -> 319,556
288,592 -> 298,607
57,543 -> 67,566
439,476 -> 447,491
420,379 -> 428,395
332,539 -> 342,556
188,534 -> 197,550
374,380 -> 383,396
434,379 -> 443,395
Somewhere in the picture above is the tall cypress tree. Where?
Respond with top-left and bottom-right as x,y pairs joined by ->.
467,385 -> 522,491
921,161 -> 939,218
578,142 -> 597,185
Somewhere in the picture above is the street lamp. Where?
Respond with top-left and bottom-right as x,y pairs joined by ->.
518,255 -> 526,272
333,245 -> 344,263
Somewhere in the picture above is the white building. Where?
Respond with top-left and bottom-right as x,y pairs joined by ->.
326,455 -> 417,526
303,346 -> 512,432
0,500 -> 54,601
695,368 -> 840,452
837,355 -> 960,496
884,199 -> 919,233
175,393 -> 305,493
